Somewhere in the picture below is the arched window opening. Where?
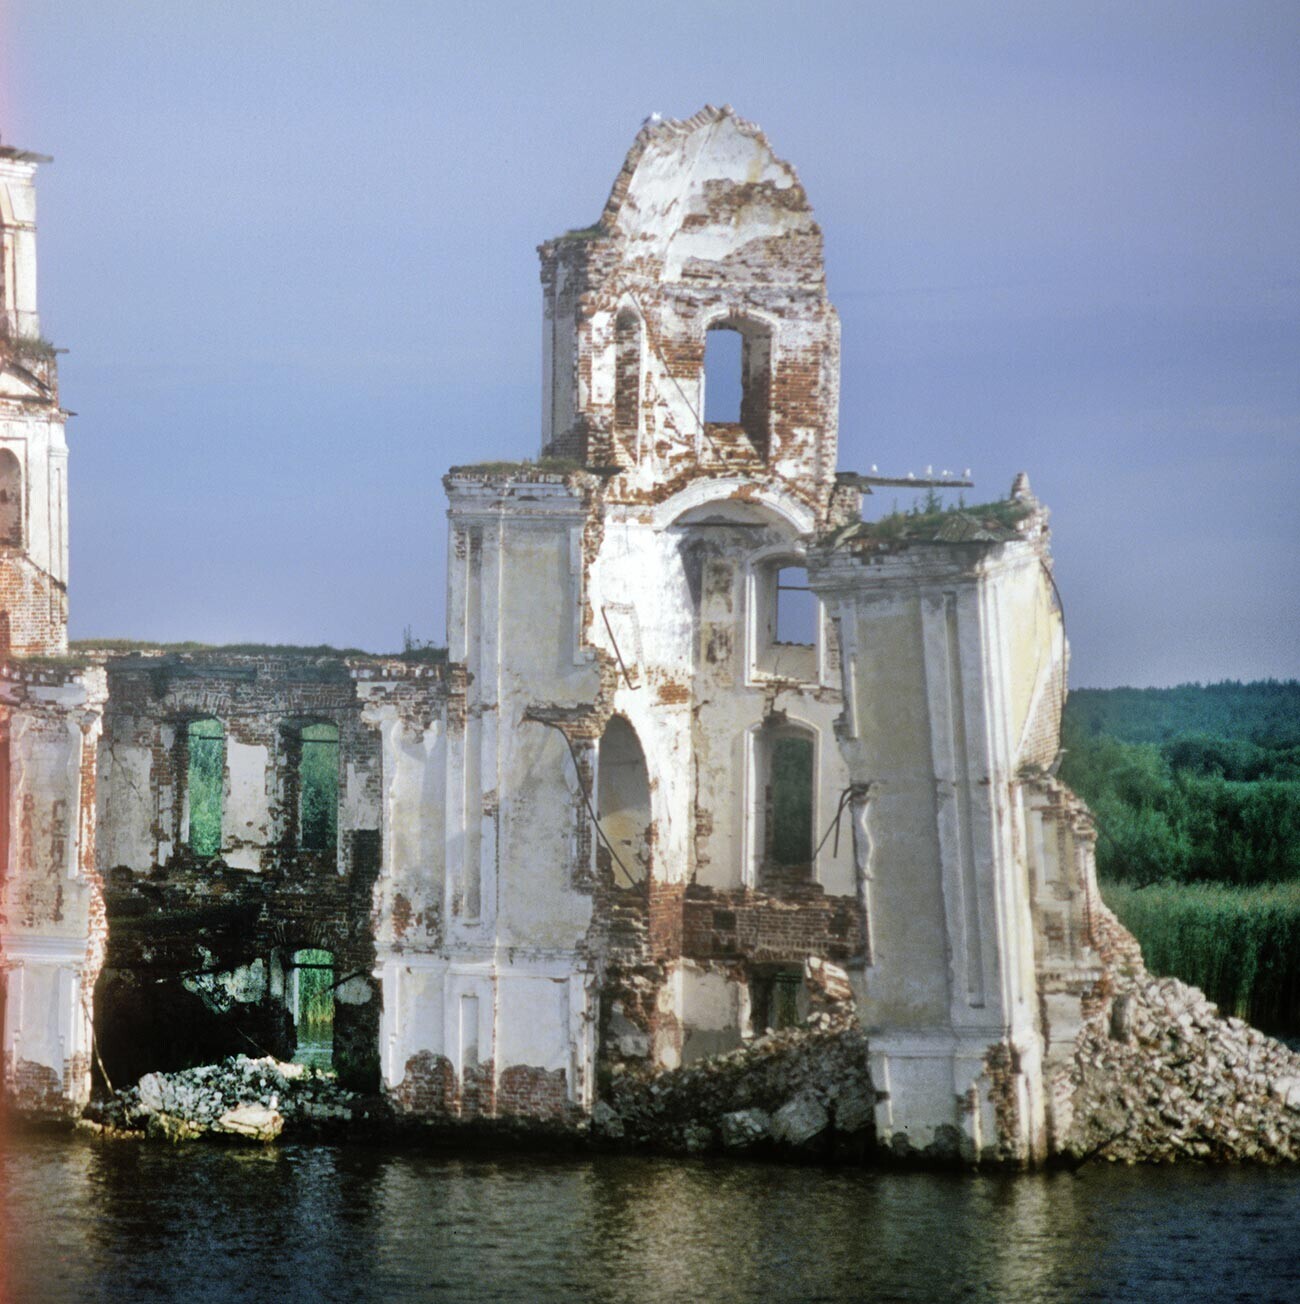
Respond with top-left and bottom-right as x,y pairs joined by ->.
0,448 -> 21,547
757,722 -> 815,889
299,722 -> 339,852
596,715 -> 651,886
290,947 -> 334,1069
614,309 -> 642,446
186,718 -> 224,858
702,319 -> 773,459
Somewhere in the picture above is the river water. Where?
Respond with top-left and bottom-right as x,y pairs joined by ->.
3,1134 -> 1299,1303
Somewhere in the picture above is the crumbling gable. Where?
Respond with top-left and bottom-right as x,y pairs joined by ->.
540,107 -> 840,510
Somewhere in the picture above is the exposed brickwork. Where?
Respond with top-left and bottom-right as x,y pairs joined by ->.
497,1064 -> 572,1120
7,1058 -> 70,1116
0,557 -> 66,656
390,1053 -> 572,1122
1020,651 -> 1066,770
392,1050 -> 457,1115
682,883 -> 864,966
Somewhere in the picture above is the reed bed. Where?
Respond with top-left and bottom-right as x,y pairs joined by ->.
1102,880 -> 1300,1037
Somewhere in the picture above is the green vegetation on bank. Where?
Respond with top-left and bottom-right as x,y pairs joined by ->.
1061,680 -> 1300,1035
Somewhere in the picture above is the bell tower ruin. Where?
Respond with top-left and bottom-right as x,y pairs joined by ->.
1,140 -> 102,1120
0,140 -> 69,657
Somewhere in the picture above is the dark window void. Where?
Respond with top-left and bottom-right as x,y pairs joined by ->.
703,320 -> 773,458
596,715 -> 651,886
769,730 -> 814,869
775,566 -> 817,645
0,448 -> 21,546
299,722 -> 339,852
186,718 -> 224,858
291,948 -> 333,1069
614,309 -> 641,444
752,968 -> 806,1034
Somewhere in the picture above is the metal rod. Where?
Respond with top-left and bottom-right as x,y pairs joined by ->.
600,606 -> 636,689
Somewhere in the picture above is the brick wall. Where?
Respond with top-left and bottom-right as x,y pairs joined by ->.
0,556 -> 66,656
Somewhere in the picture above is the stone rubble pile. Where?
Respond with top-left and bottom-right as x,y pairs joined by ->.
83,1055 -> 362,1143
595,1006 -> 876,1159
1066,973 -> 1300,1163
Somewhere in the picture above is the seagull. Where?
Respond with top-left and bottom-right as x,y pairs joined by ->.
925,465 -> 933,477
963,467 -> 971,479
870,463 -> 878,473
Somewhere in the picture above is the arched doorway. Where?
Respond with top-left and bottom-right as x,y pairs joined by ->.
596,716 -> 651,887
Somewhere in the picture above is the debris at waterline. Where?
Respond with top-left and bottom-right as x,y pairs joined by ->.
75,967 -> 1300,1163
81,1055 -> 364,1143
1065,974 -> 1300,1163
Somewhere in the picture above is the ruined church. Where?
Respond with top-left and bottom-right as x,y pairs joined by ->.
1,108 -> 1114,1162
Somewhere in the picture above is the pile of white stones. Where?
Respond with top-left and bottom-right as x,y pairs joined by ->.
1066,973 -> 1300,1163
87,1055 -> 359,1143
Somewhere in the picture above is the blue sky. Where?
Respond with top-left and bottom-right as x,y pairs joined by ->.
2,0 -> 1296,686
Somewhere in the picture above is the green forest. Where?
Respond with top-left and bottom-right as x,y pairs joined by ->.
1059,680 -> 1300,1035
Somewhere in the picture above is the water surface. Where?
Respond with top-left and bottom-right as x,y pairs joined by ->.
3,1135 -> 1298,1302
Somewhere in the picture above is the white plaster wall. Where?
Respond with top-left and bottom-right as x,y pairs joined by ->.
811,539 -> 1055,1159
388,721 -> 445,887
1,952 -> 91,1104
223,740 -> 269,870
96,736 -> 153,870
447,484 -> 601,952
1,670 -> 104,1111
680,962 -> 748,1063
379,959 -> 445,1090
496,972 -> 572,1071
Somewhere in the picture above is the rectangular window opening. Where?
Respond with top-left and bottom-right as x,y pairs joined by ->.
770,733 -> 814,868
775,567 -> 818,646
703,327 -> 744,423
291,947 -> 334,1070
187,718 -> 224,858
299,722 -> 339,852
753,969 -> 805,1034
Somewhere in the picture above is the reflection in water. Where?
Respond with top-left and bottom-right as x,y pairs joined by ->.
3,1135 -> 1300,1303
